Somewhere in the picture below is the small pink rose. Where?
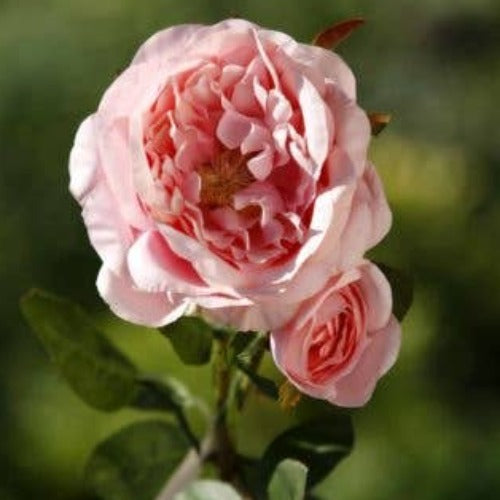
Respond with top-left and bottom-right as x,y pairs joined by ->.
69,19 -> 391,330
271,262 -> 401,407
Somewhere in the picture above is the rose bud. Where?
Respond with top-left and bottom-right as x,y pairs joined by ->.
270,262 -> 401,407
69,19 -> 391,330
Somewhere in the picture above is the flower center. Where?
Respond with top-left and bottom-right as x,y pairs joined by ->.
197,149 -> 255,208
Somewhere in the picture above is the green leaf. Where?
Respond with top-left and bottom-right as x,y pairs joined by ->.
258,416 -> 354,495
20,289 -> 137,411
237,455 -> 260,497
228,331 -> 258,362
131,377 -> 191,413
131,377 -> 199,450
268,459 -> 308,500
160,316 -> 213,365
236,359 -> 279,400
174,480 -> 242,500
85,420 -> 189,500
376,263 -> 414,321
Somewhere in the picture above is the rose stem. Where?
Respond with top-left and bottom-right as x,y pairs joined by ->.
213,334 -> 238,482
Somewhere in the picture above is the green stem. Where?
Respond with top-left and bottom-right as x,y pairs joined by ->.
213,336 -> 237,481
235,334 -> 268,410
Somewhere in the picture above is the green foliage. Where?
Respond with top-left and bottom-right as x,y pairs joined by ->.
20,289 -> 137,411
131,377 -> 199,449
132,376 -> 192,413
257,415 -> 354,496
377,263 -> 414,321
235,358 -> 279,400
174,480 -> 242,500
3,1 -> 500,498
268,459 -> 308,500
85,420 -> 189,500
228,331 -> 258,362
160,316 -> 213,365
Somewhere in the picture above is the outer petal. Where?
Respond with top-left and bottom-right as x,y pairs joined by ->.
270,325 -> 298,377
158,224 -> 246,292
99,50 -> 202,123
97,266 -> 188,327
132,24 -> 205,65
69,117 -> 133,274
204,300 -> 301,332
69,115 -> 99,203
326,84 -> 371,177
202,266 -> 361,332
331,316 -> 401,407
133,19 -> 259,65
363,163 -> 392,248
272,40 -> 357,100
96,117 -> 151,230
98,62 -> 163,121
358,262 -> 393,332
297,74 -> 331,175
81,176 -> 133,273
336,164 -> 392,269
128,230 -> 219,296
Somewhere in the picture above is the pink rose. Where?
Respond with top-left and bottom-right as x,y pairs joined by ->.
271,262 -> 401,407
69,19 -> 391,330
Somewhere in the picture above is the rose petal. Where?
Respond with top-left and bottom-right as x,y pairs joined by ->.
206,301 -> 298,332
216,110 -> 253,149
246,146 -> 274,181
358,262 -> 393,332
158,224 -> 245,291
97,266 -> 189,327
132,24 -> 204,65
127,230 -> 215,296
326,83 -> 370,177
98,117 -> 151,229
332,316 -> 401,407
285,43 -> 357,100
81,172 -> 133,274
69,115 -> 99,203
297,75 -> 331,174
336,164 -> 392,267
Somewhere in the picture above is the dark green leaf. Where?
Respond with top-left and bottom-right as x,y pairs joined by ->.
174,480 -> 242,500
160,316 -> 213,365
228,331 -> 258,362
20,289 -> 137,411
85,420 -> 189,500
377,263 -> 414,321
131,377 -> 191,413
268,459 -> 308,500
258,416 -> 354,495
237,455 -> 260,498
131,377 -> 199,450
294,396 -> 347,422
236,359 -> 279,400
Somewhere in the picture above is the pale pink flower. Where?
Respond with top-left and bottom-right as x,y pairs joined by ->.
69,19 -> 391,329
271,262 -> 401,407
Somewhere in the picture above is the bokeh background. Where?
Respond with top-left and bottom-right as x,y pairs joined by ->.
1,0 -> 500,498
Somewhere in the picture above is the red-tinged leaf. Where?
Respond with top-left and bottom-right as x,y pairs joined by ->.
368,112 -> 392,136
313,18 -> 365,50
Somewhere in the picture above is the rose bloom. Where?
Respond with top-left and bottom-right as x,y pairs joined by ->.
271,262 -> 401,407
69,19 -> 391,330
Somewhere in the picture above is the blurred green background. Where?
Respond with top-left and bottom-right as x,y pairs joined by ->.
1,0 -> 500,498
